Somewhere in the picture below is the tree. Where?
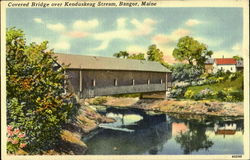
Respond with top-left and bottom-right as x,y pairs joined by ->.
128,53 -> 145,60
6,28 -> 73,153
147,44 -> 164,63
173,36 -> 213,69
113,51 -> 129,58
233,55 -> 243,61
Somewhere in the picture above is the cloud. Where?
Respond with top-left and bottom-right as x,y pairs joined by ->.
152,34 -> 171,44
64,31 -> 89,38
46,23 -> 66,32
185,19 -> 202,26
73,19 -> 99,31
52,40 -> 70,51
33,18 -> 44,24
117,18 -> 126,29
195,36 -> 223,48
126,45 -> 147,54
131,18 -> 156,36
232,43 -> 242,52
152,28 -> 191,45
92,18 -> 157,51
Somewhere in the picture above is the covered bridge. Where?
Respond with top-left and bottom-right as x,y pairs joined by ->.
55,53 -> 172,98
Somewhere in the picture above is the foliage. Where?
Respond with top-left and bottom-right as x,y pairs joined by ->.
6,28 -> 73,153
233,55 -> 243,61
193,88 -> 213,100
7,124 -> 28,154
184,90 -> 195,99
147,44 -> 164,63
173,36 -> 213,69
171,63 -> 202,82
113,51 -> 129,58
128,53 -> 145,60
170,87 -> 187,98
90,97 -> 107,105
186,72 -> 243,102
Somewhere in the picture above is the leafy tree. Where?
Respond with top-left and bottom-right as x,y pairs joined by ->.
233,55 -> 243,61
113,51 -> 129,58
173,36 -> 213,69
147,44 -> 164,63
6,28 -> 73,153
128,53 -> 145,60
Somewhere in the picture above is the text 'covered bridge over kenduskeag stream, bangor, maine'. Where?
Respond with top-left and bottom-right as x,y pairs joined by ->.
55,53 -> 172,99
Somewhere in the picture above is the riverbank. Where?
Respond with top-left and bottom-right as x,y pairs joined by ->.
40,96 -> 243,155
87,97 -> 244,117
39,103 -> 115,155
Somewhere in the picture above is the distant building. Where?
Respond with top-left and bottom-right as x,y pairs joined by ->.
204,58 -> 214,73
205,57 -> 243,73
55,53 -> 172,98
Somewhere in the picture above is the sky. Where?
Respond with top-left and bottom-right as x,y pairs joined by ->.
7,7 -> 243,63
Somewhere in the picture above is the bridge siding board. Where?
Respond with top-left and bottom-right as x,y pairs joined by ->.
81,84 -> 167,98
65,69 -> 171,98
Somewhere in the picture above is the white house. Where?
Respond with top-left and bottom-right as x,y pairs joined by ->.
205,58 -> 243,73
213,58 -> 237,73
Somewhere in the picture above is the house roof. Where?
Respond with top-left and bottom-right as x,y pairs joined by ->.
55,53 -> 171,73
215,58 -> 237,65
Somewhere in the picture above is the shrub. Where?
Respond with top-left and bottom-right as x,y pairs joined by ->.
90,97 -> 107,105
216,77 -> 225,83
7,125 -> 28,154
184,90 -> 194,99
171,63 -> 202,82
6,28 -> 74,153
170,87 -> 187,98
194,88 -> 213,100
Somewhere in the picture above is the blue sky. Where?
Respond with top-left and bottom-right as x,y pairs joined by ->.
7,8 -> 243,63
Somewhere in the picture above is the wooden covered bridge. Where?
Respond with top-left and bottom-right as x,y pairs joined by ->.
55,53 -> 172,98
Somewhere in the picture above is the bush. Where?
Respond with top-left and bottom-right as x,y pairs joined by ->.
90,97 -> 107,105
171,63 -> 202,82
184,90 -> 194,99
193,88 -> 213,100
6,28 -> 74,153
170,87 -> 187,98
216,88 -> 243,102
7,124 -> 28,154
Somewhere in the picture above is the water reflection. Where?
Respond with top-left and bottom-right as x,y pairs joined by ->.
175,121 -> 214,154
85,107 -> 244,155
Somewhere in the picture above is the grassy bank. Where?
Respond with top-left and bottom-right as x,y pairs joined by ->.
184,73 -> 243,102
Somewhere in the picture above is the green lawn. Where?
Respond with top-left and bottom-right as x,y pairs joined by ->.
187,74 -> 243,95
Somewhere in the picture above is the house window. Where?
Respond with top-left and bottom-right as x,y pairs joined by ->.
147,79 -> 150,85
132,79 -> 135,86
92,79 -> 96,87
230,67 -> 232,71
114,79 -> 118,86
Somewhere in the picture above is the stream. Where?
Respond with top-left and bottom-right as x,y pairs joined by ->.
84,107 -> 244,155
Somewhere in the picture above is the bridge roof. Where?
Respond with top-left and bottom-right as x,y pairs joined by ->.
55,53 -> 171,73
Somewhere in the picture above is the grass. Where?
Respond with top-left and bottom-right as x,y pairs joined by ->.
187,74 -> 243,95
